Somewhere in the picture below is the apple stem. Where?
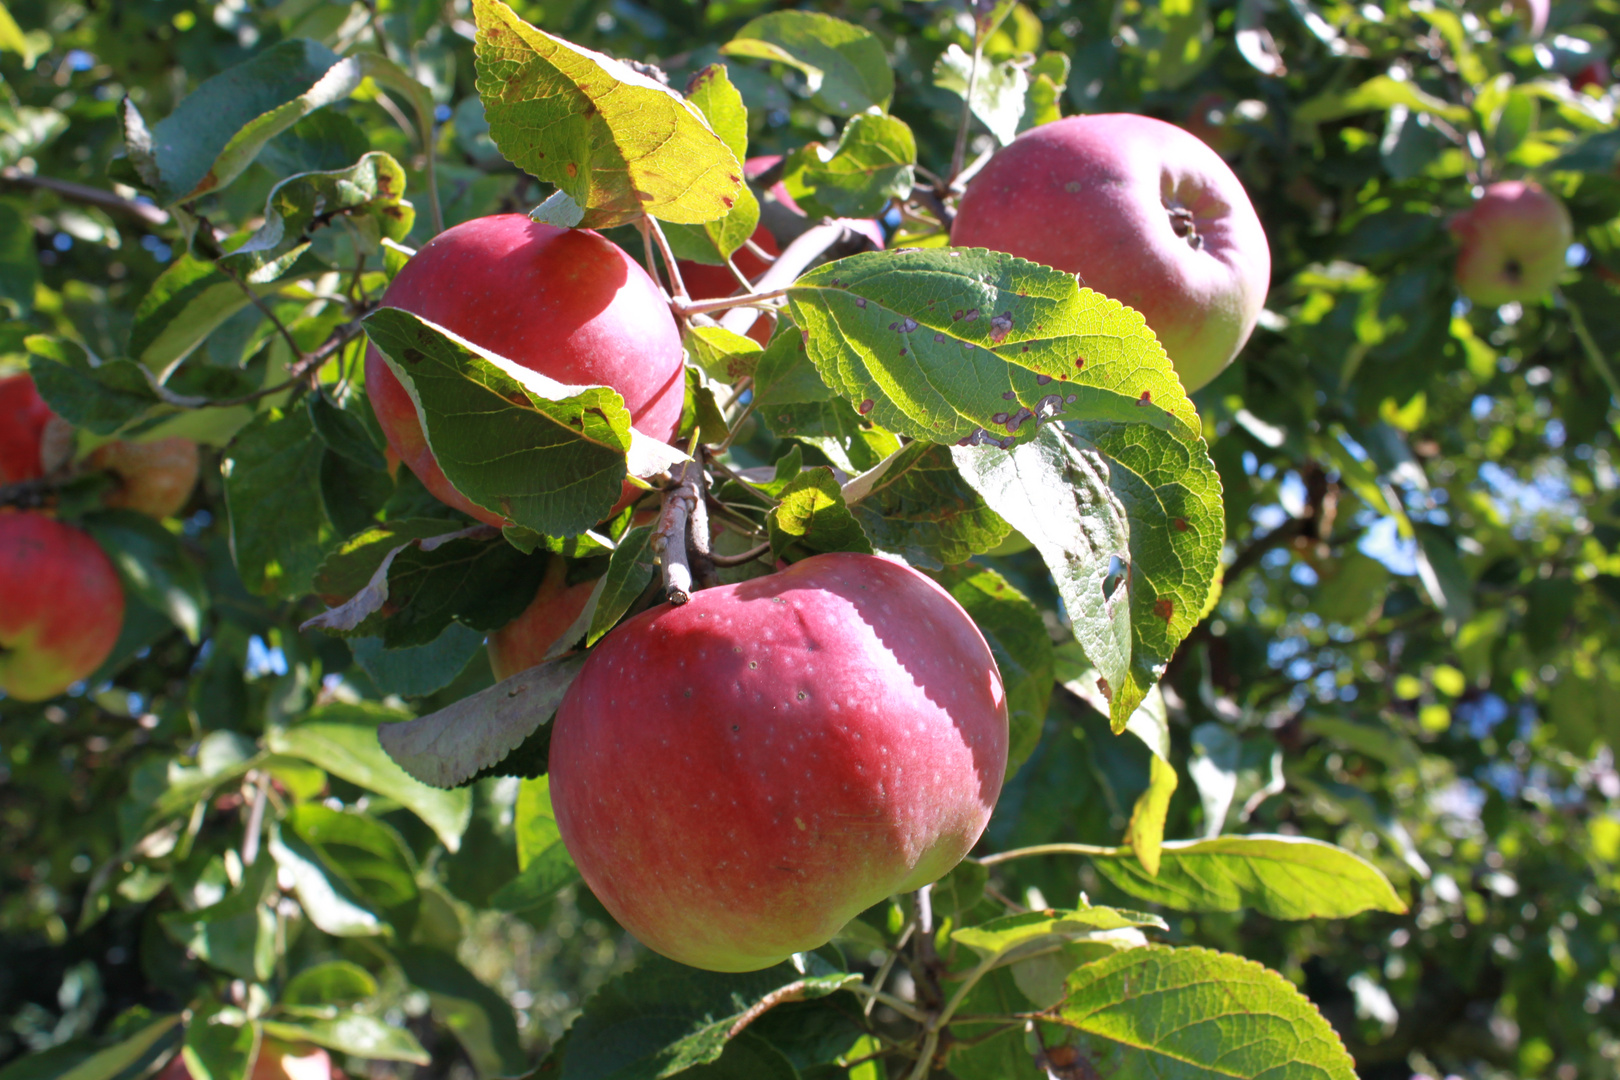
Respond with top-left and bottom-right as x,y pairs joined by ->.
708,541 -> 770,568
642,215 -> 690,303
676,289 -> 789,318
716,222 -> 853,338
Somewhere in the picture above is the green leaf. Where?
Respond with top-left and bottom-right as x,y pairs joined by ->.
1294,74 -> 1470,130
662,64 -> 760,264
685,325 -> 764,383
843,442 -> 1010,569
269,821 -> 387,938
753,322 -> 832,407
121,44 -> 432,207
395,948 -> 526,1078
285,804 -> 420,923
1053,946 -> 1357,1080
786,248 -> 1198,450
489,843 -> 580,914
560,954 -> 859,1080
220,152 -> 415,280
159,857 -> 277,981
27,337 -> 158,434
954,421 -> 1222,729
722,11 -> 893,116
1125,753 -> 1179,877
929,564 -> 1052,777
0,4 -> 47,67
933,45 -> 1028,145
1025,52 -> 1070,128
515,775 -> 564,870
1187,723 -> 1285,837
1091,835 -> 1409,919
259,1016 -> 428,1066
374,655 -> 587,788
350,624 -> 487,699
472,0 -> 741,228
80,509 -> 209,644
222,407 -> 334,599
303,523 -> 545,647
267,707 -> 473,851
55,1016 -> 182,1080
588,525 -> 655,646
364,307 -> 669,538
284,962 -> 381,1008
767,466 -> 874,558
764,398 -> 901,474
947,970 -> 1044,1080
782,113 -> 915,220
181,1004 -> 255,1080
0,199 -> 38,315
127,249 -> 307,377
311,519 -> 475,604
952,906 -> 1168,960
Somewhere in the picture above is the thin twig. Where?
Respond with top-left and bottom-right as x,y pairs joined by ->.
241,773 -> 270,867
974,842 -> 1124,867
153,320 -> 367,410
948,43 -> 984,184
713,394 -> 757,454
864,920 -> 915,1017
644,216 -> 689,300
844,982 -> 928,1024
718,222 -> 851,339
676,288 -> 789,317
1561,288 -> 1620,403
709,541 -> 771,568
655,459 -> 701,604
216,260 -> 304,362
0,166 -> 170,226
742,237 -> 776,265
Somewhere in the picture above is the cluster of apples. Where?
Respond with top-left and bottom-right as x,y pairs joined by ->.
361,110 -> 1580,971
0,373 -> 199,701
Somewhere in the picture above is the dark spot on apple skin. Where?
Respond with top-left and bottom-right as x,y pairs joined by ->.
858,398 -> 874,415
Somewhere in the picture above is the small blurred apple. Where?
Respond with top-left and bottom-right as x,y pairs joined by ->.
1449,181 -> 1573,308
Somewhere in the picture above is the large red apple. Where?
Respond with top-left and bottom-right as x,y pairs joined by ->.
365,215 -> 685,527
0,511 -> 125,701
487,555 -> 599,681
950,114 -> 1272,393
0,373 -> 55,484
87,437 -> 200,519
1449,181 -> 1573,308
550,552 -> 1008,972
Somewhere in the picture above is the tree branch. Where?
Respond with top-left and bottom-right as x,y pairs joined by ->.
0,166 -> 170,227
655,459 -> 701,604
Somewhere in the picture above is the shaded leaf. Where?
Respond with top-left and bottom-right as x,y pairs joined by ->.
222,407 -> 333,599
375,656 -> 587,788
843,442 -> 1010,569
782,114 -> 915,220
81,509 -> 209,643
395,948 -> 525,1078
952,906 -> 1167,960
259,1017 -> 428,1066
767,467 -> 874,558
588,526 -> 655,646
26,337 -> 156,435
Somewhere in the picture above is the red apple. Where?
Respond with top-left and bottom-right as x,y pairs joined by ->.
950,113 -> 1272,393
158,1040 -> 341,1080
1449,181 -> 1573,308
0,373 -> 55,484
487,554 -> 599,681
550,552 -> 1008,972
88,437 -> 200,519
0,511 -> 125,701
365,215 -> 685,528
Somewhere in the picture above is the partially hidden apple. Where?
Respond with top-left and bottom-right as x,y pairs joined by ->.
0,511 -> 125,701
550,551 -> 1008,972
155,1040 -> 340,1080
1449,180 -> 1572,308
676,224 -> 782,345
951,113 -> 1272,393
487,554 -> 599,681
365,215 -> 686,527
0,372 -> 55,484
87,437 -> 200,518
